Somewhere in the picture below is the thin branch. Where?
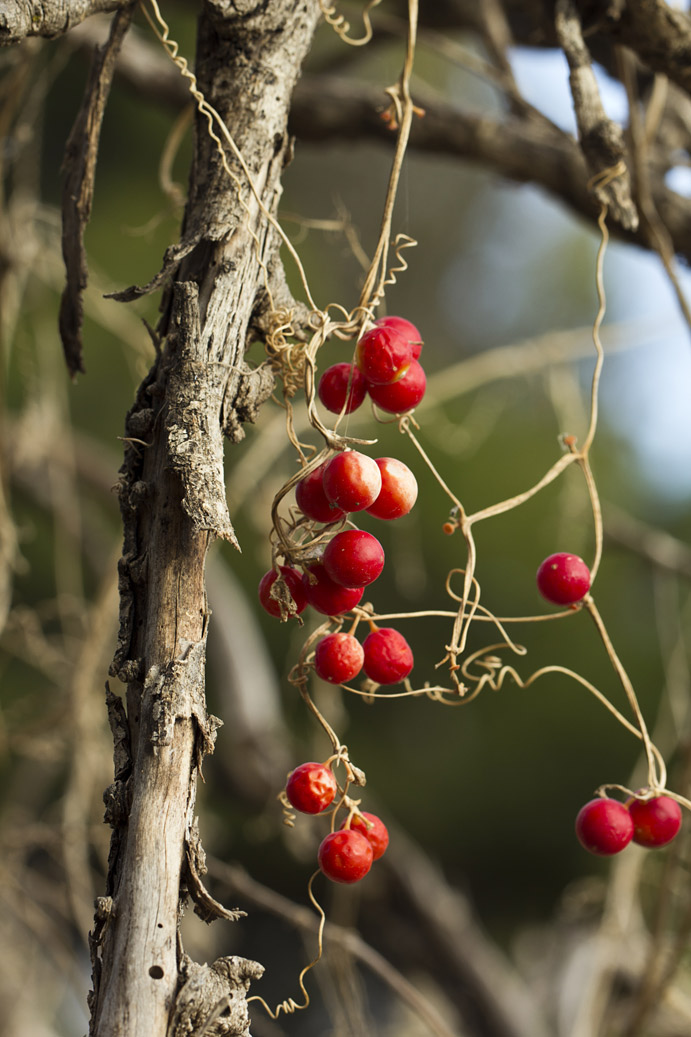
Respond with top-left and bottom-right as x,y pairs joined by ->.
617,45 -> 691,335
59,5 -> 134,376
65,22 -> 691,262
208,857 -> 460,1037
604,505 -> 691,580
554,0 -> 638,230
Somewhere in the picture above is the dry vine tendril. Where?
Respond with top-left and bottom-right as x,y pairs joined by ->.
142,0 -> 689,1019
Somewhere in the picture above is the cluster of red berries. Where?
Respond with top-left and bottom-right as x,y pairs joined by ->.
285,761 -> 389,883
575,793 -> 682,855
317,316 -> 426,417
258,316 -> 425,684
258,449 -> 416,683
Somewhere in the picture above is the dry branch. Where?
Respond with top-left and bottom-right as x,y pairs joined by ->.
612,0 -> 691,98
554,0 -> 638,230
209,858 -> 461,1037
89,5 -> 323,1035
0,0 -> 128,44
65,13 -> 691,262
60,5 -> 134,376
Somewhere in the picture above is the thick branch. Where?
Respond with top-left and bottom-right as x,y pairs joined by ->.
410,0 -> 691,99
612,0 -> 691,98
289,76 -> 691,260
0,0 -> 127,44
65,18 -> 691,263
91,5 -> 322,1036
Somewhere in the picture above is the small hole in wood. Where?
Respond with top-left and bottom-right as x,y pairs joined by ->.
157,923 -> 163,929
149,966 -> 164,979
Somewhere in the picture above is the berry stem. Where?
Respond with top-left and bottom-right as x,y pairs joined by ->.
581,204 -> 608,455
357,0 -> 419,314
578,451 -> 604,582
246,869 -> 325,1019
584,596 -> 663,790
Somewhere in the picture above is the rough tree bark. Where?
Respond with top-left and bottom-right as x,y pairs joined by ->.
83,4 -> 321,1035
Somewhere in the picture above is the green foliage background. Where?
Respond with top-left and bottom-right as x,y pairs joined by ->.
2,5 -> 691,1034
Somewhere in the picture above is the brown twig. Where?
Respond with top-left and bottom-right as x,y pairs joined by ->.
554,0 -> 638,231
59,4 -> 135,376
208,857 -> 460,1037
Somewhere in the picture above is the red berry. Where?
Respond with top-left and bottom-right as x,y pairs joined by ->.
258,566 -> 308,619
318,829 -> 373,883
314,632 -> 364,684
366,457 -> 418,520
362,627 -> 414,685
322,451 -> 382,512
374,316 -> 423,360
341,811 -> 389,860
575,798 -> 634,856
286,762 -> 338,814
295,463 -> 347,524
536,553 -> 591,605
323,529 -> 385,588
302,563 -> 364,616
626,794 -> 682,848
355,325 -> 414,385
318,363 -> 368,415
367,359 -> 426,414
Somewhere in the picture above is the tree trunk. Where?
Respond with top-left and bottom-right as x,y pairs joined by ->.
89,5 -> 321,1035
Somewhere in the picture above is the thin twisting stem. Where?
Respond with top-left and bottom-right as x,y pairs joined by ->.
358,0 -> 419,312
583,204 -> 608,453
584,598 -> 663,790
247,871 -> 326,1018
142,0 -> 321,314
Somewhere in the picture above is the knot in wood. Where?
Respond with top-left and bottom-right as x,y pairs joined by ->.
168,955 -> 264,1037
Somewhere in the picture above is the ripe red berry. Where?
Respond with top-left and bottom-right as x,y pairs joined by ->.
355,324 -> 414,385
314,632 -> 364,684
322,450 -> 382,512
302,563 -> 364,616
341,811 -> 389,860
362,627 -> 414,685
366,457 -> 418,520
286,762 -> 338,814
323,529 -> 385,588
318,363 -> 368,415
575,798 -> 634,856
374,316 -> 423,360
536,553 -> 591,605
626,794 -> 682,848
318,829 -> 373,883
295,463 -> 347,524
258,566 -> 308,619
367,359 -> 426,414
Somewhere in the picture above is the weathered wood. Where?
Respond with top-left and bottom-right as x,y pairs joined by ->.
0,0 -> 128,43
89,4 -> 322,1035
555,0 -> 638,231
60,5 -> 134,376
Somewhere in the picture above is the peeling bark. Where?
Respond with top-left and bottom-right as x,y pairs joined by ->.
87,4 -> 322,1035
168,956 -> 264,1037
